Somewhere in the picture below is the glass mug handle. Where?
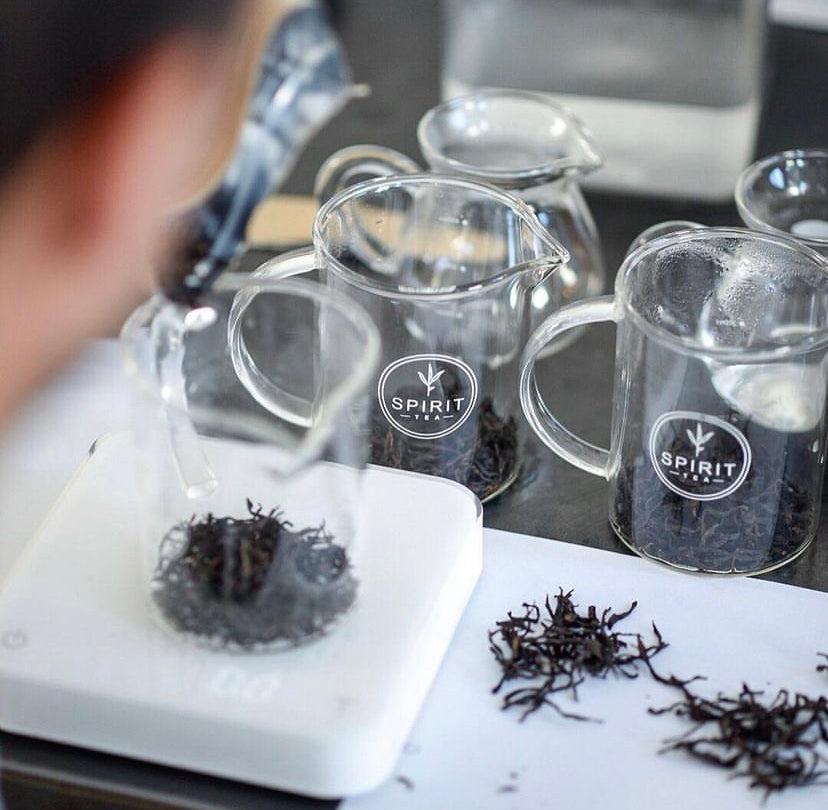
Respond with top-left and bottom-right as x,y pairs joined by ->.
229,247 -> 316,429
313,144 -> 421,203
519,296 -> 616,479
229,248 -> 381,475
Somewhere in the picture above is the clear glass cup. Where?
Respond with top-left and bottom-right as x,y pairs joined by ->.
736,149 -> 828,256
314,90 -> 605,346
520,228 -> 828,575
121,275 -> 380,650
248,174 -> 568,502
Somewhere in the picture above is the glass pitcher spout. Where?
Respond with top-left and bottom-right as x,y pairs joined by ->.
510,220 -> 573,295
418,89 -> 604,189
517,256 -> 566,292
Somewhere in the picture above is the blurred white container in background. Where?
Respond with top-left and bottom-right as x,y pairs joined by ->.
442,0 -> 768,201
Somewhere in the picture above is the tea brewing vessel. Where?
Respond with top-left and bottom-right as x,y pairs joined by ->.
521,228 -> 828,574
121,275 -> 379,649
315,90 -> 604,344
247,174 -> 568,501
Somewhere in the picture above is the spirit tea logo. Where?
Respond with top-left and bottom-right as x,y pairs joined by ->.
377,353 -> 478,440
648,410 -> 752,501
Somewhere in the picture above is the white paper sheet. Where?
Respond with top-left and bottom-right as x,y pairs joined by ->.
344,528 -> 828,810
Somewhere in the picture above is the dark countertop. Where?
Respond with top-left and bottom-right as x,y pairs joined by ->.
1,4 -> 827,809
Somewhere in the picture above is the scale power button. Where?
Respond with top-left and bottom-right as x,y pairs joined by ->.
2,630 -> 28,650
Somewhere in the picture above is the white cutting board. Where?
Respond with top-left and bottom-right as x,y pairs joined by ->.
345,528 -> 828,809
0,432 -> 482,798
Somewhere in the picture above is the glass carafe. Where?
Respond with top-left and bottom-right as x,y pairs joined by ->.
121,276 -> 379,650
245,174 -> 568,502
520,228 -> 828,575
314,90 -> 605,342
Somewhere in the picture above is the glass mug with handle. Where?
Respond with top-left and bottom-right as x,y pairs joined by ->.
520,227 -> 828,575
243,173 -> 568,502
121,275 -> 380,650
314,89 -> 605,345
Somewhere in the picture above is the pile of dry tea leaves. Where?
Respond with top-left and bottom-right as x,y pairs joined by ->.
152,500 -> 357,649
489,589 -> 828,797
645,661 -> 828,798
488,588 -> 667,721
613,460 -> 813,574
372,396 -> 518,502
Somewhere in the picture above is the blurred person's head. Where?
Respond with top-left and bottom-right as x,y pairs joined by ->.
0,0 -> 267,426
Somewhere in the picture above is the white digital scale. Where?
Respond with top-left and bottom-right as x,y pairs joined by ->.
0,432 -> 482,798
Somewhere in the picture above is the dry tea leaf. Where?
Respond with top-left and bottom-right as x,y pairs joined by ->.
489,589 -> 667,721
646,657 -> 828,798
153,500 -> 357,649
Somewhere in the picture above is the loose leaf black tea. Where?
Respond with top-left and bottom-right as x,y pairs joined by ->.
153,500 -> 357,649
819,653 -> 828,675
488,589 -> 667,721
612,357 -> 822,574
614,458 -> 814,574
646,659 -> 828,798
372,396 -> 518,502
373,356 -> 519,501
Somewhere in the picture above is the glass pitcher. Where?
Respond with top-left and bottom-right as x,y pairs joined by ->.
121,275 -> 380,651
314,90 -> 604,341
520,228 -> 828,575
244,174 -> 568,502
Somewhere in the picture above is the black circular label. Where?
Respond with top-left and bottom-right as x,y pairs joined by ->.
377,353 -> 479,440
648,411 -> 752,501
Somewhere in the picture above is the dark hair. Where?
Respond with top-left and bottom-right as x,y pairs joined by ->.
0,0 -> 237,181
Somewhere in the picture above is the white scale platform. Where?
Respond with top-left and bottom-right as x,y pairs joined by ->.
0,432 -> 482,798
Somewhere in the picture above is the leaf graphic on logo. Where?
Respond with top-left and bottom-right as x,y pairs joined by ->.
419,362 -> 445,396
687,423 -> 715,457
